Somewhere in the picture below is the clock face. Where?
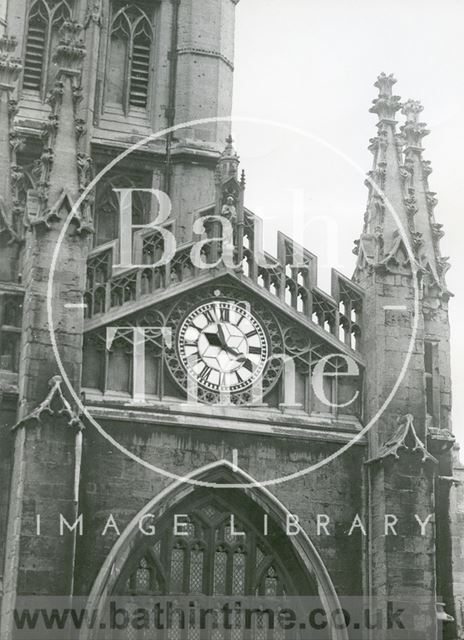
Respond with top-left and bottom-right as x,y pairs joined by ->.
178,300 -> 269,393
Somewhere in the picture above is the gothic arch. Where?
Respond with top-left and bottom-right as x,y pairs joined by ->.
81,461 -> 348,640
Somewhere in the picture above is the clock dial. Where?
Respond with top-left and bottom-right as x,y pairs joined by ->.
178,300 -> 269,393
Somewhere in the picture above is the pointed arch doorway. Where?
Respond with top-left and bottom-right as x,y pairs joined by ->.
82,462 -> 348,640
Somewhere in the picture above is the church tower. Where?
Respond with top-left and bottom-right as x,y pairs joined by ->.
354,73 -> 455,638
5,0 -> 238,250
0,2 -> 240,638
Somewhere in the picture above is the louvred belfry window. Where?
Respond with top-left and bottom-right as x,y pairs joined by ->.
106,1 -> 154,114
23,0 -> 74,96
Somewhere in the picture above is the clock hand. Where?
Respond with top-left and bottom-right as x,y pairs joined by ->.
215,326 -> 255,367
217,323 -> 227,348
223,345 -> 243,358
223,346 -> 252,368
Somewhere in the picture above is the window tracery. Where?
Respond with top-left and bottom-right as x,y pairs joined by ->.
23,0 -> 74,96
115,500 -> 296,600
105,0 -> 155,114
94,170 -> 152,247
82,310 -> 166,398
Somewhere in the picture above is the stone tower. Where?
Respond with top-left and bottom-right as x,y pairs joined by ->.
0,2 -> 240,638
0,20 -> 91,637
353,73 -> 455,639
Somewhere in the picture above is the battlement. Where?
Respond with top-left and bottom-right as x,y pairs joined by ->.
84,203 -> 363,353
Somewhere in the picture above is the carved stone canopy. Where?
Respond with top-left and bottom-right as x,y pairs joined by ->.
12,375 -> 84,431
367,414 -> 437,466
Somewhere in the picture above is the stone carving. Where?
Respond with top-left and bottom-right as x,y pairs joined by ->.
84,0 -> 103,27
426,191 -> 438,211
0,36 -> 23,89
30,21 -> 93,234
0,39 -> 25,242
77,152 -> 93,191
369,73 -> 402,121
369,414 -> 437,465
176,46 -> 234,71
221,195 -> 236,218
12,376 -> 84,431
52,20 -> 86,73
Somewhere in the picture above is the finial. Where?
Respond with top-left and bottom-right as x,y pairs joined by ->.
221,134 -> 238,159
401,99 -> 429,149
374,72 -> 397,97
218,134 -> 240,181
369,72 -> 401,122
402,99 -> 423,123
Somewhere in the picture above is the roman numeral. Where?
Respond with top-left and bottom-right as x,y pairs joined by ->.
203,308 -> 216,324
187,352 -> 202,365
242,359 -> 254,373
220,306 -> 230,322
235,370 -> 243,384
198,364 -> 212,382
246,330 -> 257,338
248,346 -> 261,355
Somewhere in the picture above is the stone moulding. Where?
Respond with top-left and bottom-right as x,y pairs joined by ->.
29,187 -> 93,235
177,46 -> 234,71
11,375 -> 84,431
367,414 -> 437,465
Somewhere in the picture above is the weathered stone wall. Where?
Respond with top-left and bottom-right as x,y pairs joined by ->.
13,416 -> 78,594
175,0 -> 236,144
169,159 -> 218,243
424,305 -> 452,431
73,419 -> 365,598
450,457 -> 464,639
359,271 -> 427,449
0,394 -> 16,585
18,223 -> 86,415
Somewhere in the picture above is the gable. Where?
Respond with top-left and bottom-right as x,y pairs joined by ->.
83,270 -> 364,419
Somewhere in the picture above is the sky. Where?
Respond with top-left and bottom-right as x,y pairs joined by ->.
231,0 -> 464,447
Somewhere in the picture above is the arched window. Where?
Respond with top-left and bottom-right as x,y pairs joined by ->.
105,1 -> 154,114
112,494 -> 326,640
115,495 -> 319,599
23,0 -> 74,96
